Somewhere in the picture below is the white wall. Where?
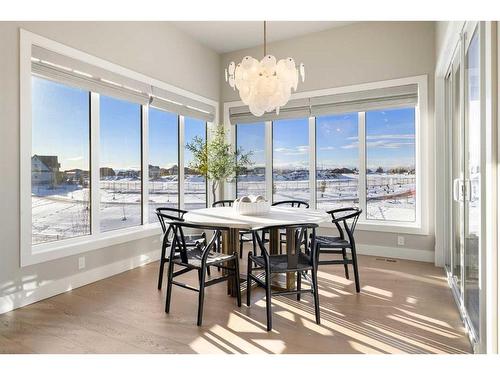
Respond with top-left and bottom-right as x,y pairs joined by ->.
221,22 -> 436,258
0,21 -> 220,314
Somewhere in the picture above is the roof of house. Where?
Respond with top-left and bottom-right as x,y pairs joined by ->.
32,155 -> 60,170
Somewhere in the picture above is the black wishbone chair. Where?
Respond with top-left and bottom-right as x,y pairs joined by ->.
212,200 -> 257,259
155,207 -> 207,290
269,200 -> 310,254
165,221 -> 241,326
247,223 -> 320,331
315,208 -> 362,293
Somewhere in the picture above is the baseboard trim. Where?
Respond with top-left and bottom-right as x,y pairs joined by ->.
0,249 -> 160,315
356,244 -> 435,263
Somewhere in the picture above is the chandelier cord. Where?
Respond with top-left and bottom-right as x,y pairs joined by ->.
263,21 -> 266,57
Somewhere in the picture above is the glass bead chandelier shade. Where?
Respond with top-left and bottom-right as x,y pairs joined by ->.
225,22 -> 305,117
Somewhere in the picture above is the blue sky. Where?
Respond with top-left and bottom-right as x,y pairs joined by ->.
273,118 -> 310,169
236,122 -> 266,167
317,113 -> 358,170
32,77 -> 90,171
149,108 -> 178,168
365,108 -> 415,170
237,108 -> 415,171
33,76 -> 414,174
184,116 -> 206,166
100,95 -> 141,170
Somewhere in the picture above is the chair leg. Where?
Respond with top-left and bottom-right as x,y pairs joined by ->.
265,269 -> 272,331
311,267 -> 321,325
296,271 -> 302,301
351,245 -> 361,293
158,243 -> 167,290
246,252 -> 253,306
216,234 -> 221,272
342,248 -> 350,279
165,260 -> 175,313
158,260 -> 166,291
234,256 -> 242,307
206,264 -> 211,277
197,268 -> 207,326
239,237 -> 244,259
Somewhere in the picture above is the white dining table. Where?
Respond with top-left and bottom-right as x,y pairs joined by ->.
184,206 -> 330,296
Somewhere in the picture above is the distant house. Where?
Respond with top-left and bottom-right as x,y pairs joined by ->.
117,170 -> 140,179
149,164 -> 161,179
64,169 -> 90,185
31,155 -> 60,185
100,167 -> 116,178
161,165 -> 178,176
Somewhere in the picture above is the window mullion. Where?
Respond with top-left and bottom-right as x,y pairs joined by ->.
90,92 -> 101,235
358,111 -> 367,220
141,104 -> 149,224
265,121 -> 273,202
178,115 -> 185,210
309,116 -> 317,208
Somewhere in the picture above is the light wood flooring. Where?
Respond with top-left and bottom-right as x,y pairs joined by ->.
0,252 -> 472,354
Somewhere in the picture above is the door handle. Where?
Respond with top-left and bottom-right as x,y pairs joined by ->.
464,179 -> 472,202
453,178 -> 463,202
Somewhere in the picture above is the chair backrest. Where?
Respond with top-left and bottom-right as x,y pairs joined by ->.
253,223 -> 319,268
167,221 -> 228,264
155,207 -> 187,234
326,207 -> 362,243
212,200 -> 234,207
272,200 -> 310,208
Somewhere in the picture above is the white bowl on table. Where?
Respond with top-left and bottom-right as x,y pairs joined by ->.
233,195 -> 270,215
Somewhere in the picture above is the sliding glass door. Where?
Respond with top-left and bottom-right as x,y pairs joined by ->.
446,22 -> 482,349
463,27 -> 481,336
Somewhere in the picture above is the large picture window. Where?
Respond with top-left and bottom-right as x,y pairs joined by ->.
31,77 -> 91,245
99,95 -> 143,232
227,78 -> 424,232
365,107 -> 416,222
236,122 -> 266,198
184,117 -> 207,210
22,32 -> 217,266
316,113 -> 359,211
272,118 -> 310,203
148,108 -> 179,223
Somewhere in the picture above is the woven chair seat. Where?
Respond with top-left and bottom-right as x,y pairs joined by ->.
250,253 -> 313,273
316,235 -> 351,248
172,247 -> 236,268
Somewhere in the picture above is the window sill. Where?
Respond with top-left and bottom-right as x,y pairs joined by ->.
22,223 -> 162,267
318,219 -> 429,236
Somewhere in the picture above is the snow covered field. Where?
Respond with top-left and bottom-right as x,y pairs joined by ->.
31,173 -> 415,245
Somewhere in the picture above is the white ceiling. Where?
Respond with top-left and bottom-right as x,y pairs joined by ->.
171,21 -> 354,53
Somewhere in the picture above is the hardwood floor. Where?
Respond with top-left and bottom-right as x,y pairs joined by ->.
0,251 -> 472,354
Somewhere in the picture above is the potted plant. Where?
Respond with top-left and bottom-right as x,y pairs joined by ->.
186,124 -> 253,203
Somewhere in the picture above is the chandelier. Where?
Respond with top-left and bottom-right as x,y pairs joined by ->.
225,21 -> 305,117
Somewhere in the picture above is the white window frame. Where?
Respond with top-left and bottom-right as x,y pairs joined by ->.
225,74 -> 430,235
20,30 -> 217,267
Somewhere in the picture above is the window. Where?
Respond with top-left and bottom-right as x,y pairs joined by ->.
316,113 -> 359,211
184,117 -> 207,209
99,95 -> 142,232
31,77 -> 90,245
272,118 -> 309,203
22,31 -> 217,266
365,107 -> 416,222
148,108 -> 179,223
226,76 -> 426,232
236,122 -> 266,198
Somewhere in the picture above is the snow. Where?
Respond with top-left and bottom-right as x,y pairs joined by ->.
31,173 -> 416,245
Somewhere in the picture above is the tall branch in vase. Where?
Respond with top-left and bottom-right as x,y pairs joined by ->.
185,124 -> 253,203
